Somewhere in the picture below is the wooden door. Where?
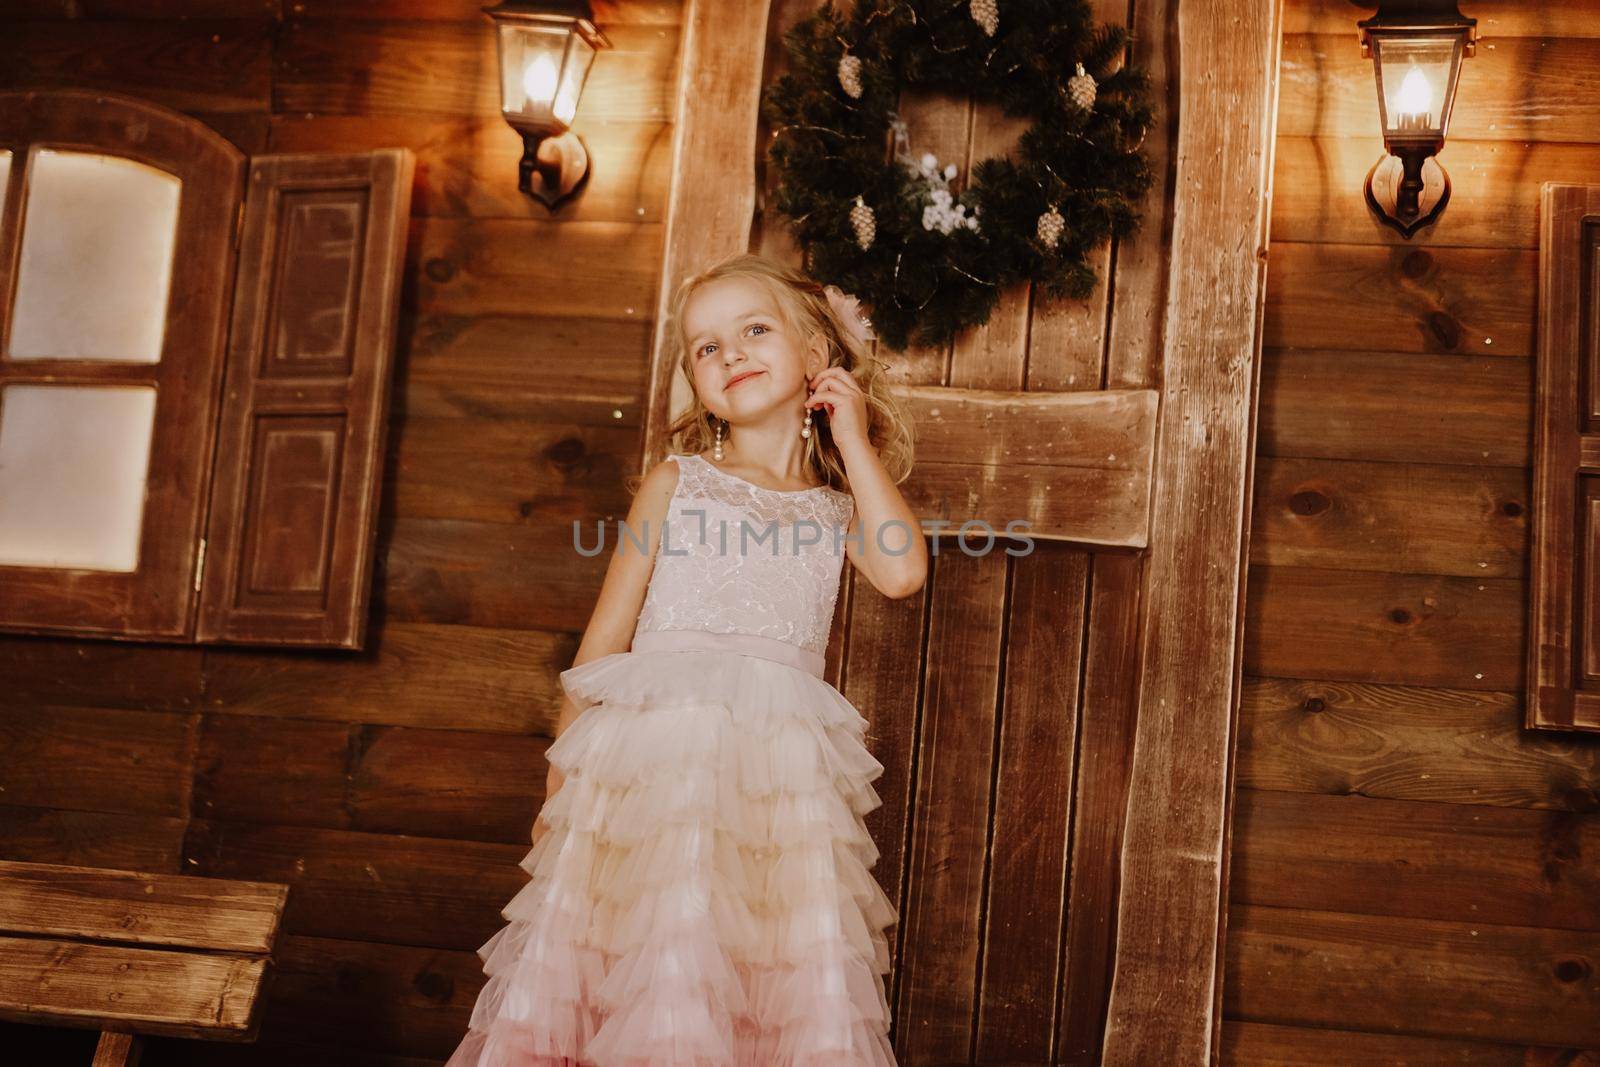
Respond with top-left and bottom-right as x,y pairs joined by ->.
639,2 -> 1282,1062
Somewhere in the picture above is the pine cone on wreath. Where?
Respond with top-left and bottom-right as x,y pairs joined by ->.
970,0 -> 999,37
1036,205 -> 1065,250
837,53 -> 863,99
850,196 -> 876,250
1068,62 -> 1097,110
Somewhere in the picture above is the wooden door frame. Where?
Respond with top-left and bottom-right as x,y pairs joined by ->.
639,0 -> 1284,1060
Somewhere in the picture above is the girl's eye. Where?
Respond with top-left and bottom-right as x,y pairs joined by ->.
696,323 -> 768,357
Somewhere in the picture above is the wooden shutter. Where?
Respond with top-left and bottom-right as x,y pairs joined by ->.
1528,182 -> 1600,732
197,150 -> 413,650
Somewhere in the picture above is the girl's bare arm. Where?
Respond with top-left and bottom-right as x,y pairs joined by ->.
536,457 -> 680,838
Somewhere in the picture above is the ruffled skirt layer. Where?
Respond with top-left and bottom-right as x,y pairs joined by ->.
444,645 -> 899,1067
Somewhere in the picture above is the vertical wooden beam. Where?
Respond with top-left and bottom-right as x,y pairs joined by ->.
639,0 -> 771,469
1099,0 -> 1283,1063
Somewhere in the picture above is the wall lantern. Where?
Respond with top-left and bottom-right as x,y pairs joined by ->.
1357,0 -> 1477,238
485,0 -> 609,210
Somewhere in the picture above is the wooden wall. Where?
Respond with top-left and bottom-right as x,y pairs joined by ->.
11,0 -> 1600,1062
1224,0 -> 1600,1060
0,2 -> 682,1064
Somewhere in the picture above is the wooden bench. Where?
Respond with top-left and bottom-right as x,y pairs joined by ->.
0,860 -> 289,1065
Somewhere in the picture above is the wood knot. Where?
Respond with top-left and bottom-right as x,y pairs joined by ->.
1427,311 -> 1461,350
547,438 -> 586,466
1302,695 -> 1326,713
424,257 -> 457,283
1289,489 -> 1331,517
1389,608 -> 1413,625
1400,249 -> 1433,278
414,969 -> 454,1002
1501,501 -> 1523,518
1554,958 -> 1591,984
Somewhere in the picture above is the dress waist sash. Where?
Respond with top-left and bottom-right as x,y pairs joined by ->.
630,628 -> 826,678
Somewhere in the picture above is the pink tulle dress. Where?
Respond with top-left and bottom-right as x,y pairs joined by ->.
445,451 -> 900,1067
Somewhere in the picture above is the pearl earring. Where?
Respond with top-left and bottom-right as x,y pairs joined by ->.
713,418 -> 725,461
801,389 -> 813,440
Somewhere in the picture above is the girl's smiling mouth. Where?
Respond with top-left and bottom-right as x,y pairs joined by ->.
724,370 -> 765,390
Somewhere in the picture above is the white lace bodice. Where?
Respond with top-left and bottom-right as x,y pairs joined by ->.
632,452 -> 855,658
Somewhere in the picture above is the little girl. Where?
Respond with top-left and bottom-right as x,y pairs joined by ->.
446,251 -> 927,1066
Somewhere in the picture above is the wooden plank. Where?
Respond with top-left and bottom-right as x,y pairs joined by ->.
0,936 -> 267,1040
184,820 -> 524,951
1271,136 -> 1600,250
1057,0 -> 1172,1058
408,217 -> 661,320
202,621 -> 573,732
1264,242 -> 1537,356
1223,1019 -> 1587,1066
1224,903 -> 1600,1047
0,808 -> 186,873
8,1 -> 282,16
288,0 -> 680,24
1250,456 -> 1527,578
197,716 -> 548,844
894,547 -> 1007,1062
93,1032 -> 138,1067
1232,790 -> 1600,930
1285,0 -> 1600,38
1258,347 -> 1532,467
1245,566 -> 1524,691
275,21 -> 674,122
898,385 -> 1158,548
256,933 -> 487,1060
0,21 -> 272,113
271,114 -> 673,223
975,546 -> 1087,1062
0,704 -> 191,815
1237,676 -> 1600,811
1279,34 -> 1600,145
640,0 -> 769,462
389,407 -> 637,524
0,860 -> 286,952
0,637 -> 204,712
379,518 -> 610,632
142,1033 -> 447,1067
1099,0 -> 1282,1061
882,88 -> 973,388
1056,551 -> 1146,1065
397,313 -> 649,420
838,561 -> 929,1047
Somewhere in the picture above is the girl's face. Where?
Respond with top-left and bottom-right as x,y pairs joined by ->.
683,276 -> 824,424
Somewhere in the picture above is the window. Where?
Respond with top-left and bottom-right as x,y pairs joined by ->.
1527,182 -> 1600,732
0,91 -> 412,649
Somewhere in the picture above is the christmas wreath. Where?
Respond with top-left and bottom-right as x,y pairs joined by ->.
762,0 -> 1156,350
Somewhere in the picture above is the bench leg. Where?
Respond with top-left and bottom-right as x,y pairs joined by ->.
92,1031 -> 141,1067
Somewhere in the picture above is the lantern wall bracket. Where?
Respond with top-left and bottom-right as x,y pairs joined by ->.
517,129 -> 592,211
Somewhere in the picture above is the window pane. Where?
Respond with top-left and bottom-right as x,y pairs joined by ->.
0,384 -> 157,572
8,150 -> 181,363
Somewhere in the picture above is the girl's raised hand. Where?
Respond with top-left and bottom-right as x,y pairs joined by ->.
806,367 -> 869,448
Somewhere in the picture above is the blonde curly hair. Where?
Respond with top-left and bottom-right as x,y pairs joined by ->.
658,252 -> 915,493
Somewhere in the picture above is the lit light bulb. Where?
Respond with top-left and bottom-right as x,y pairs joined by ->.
1396,64 -> 1433,115
522,53 -> 559,105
